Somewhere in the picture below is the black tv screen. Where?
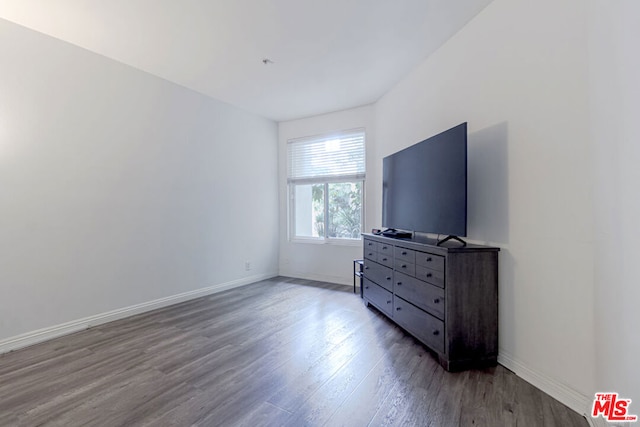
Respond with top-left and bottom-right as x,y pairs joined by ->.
382,122 -> 467,237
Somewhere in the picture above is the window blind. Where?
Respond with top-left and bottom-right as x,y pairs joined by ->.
287,128 -> 365,184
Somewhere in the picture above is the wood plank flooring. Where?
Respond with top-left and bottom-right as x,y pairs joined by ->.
0,277 -> 587,426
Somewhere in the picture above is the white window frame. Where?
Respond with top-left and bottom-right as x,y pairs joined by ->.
287,128 -> 366,244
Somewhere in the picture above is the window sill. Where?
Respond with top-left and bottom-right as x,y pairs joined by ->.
290,237 -> 362,247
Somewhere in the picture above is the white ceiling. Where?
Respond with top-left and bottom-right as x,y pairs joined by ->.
0,0 -> 493,122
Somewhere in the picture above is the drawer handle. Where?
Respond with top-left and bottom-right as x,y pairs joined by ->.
397,282 -> 402,286
401,251 -> 407,255
365,286 -> 369,289
401,264 -> 407,268
386,276 -> 391,281
433,330 -> 440,336
433,298 -> 440,304
382,246 -> 388,249
396,307 -> 401,311
365,266 -> 369,270
426,273 -> 433,278
382,257 -> 388,261
368,242 -> 373,246
427,257 -> 432,262
387,300 -> 391,304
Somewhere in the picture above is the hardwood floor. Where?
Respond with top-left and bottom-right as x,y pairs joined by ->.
0,277 -> 587,427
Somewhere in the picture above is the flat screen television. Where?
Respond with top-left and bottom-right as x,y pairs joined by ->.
382,122 -> 467,243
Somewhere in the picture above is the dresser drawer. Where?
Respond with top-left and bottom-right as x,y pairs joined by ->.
394,259 -> 415,276
415,252 -> 445,272
363,259 -> 393,291
415,265 -> 445,288
364,239 -> 379,253
379,243 -> 394,257
394,271 -> 445,320
363,278 -> 393,317
394,296 -> 444,354
364,248 -> 377,260
394,247 -> 415,264
377,252 -> 393,268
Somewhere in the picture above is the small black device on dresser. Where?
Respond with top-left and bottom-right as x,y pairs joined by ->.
362,233 -> 499,372
379,228 -> 412,238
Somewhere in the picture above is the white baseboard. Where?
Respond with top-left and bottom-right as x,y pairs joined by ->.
498,349 -> 593,423
278,269 -> 352,287
586,417 -> 609,427
0,272 -> 277,355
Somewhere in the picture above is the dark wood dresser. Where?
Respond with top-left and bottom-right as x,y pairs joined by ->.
362,233 -> 499,372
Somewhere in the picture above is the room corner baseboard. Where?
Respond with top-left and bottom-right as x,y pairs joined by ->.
585,414 -> 612,427
0,272 -> 277,356
498,349 -> 593,423
278,269 -> 351,287
585,417 -> 609,427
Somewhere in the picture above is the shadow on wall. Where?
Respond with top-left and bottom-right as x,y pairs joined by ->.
466,122 -> 515,355
467,122 -> 509,245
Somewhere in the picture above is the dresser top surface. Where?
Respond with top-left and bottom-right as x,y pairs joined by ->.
362,233 -> 500,254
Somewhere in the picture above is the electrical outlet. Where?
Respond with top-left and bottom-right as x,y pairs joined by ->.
245,261 -> 251,271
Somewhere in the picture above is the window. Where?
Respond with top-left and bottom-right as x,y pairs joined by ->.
287,128 -> 365,241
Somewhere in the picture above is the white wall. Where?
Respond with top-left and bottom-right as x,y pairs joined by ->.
278,106 -> 374,285
589,0 -> 640,408
0,19 -> 279,344
372,0 -> 595,414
